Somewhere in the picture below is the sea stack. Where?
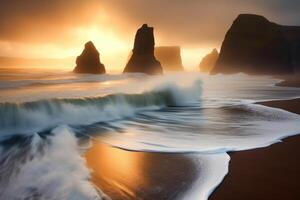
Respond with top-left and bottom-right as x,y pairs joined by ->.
73,41 -> 106,74
123,24 -> 163,75
212,14 -> 300,75
199,49 -> 219,73
155,46 -> 184,71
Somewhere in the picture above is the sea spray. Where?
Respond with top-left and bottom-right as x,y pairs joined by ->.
0,79 -> 202,135
0,126 -> 109,200
1,72 -> 300,200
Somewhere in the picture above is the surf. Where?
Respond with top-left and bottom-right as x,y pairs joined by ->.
0,79 -> 202,135
1,72 -> 300,200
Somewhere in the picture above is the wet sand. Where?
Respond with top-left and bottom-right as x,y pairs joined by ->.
258,98 -> 300,115
210,98 -> 300,200
209,135 -> 300,200
85,143 -> 199,200
277,80 -> 300,87
276,75 -> 300,87
86,96 -> 300,200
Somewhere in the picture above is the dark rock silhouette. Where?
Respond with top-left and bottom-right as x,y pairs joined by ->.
199,49 -> 219,73
155,46 -> 184,71
123,24 -> 163,75
285,26 -> 300,74
212,14 -> 300,75
73,41 -> 106,74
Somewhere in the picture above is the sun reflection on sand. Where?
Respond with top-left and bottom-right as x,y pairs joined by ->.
85,142 -> 145,199
85,141 -> 198,200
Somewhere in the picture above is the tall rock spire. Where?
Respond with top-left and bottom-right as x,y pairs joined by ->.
123,24 -> 163,75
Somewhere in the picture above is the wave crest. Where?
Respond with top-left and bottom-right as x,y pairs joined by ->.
0,80 -> 202,134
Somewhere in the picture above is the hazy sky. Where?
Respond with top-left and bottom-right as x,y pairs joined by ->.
0,0 -> 300,70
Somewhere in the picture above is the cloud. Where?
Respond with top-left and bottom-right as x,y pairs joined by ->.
0,0 -> 100,44
0,0 -> 299,50
102,0 -> 300,47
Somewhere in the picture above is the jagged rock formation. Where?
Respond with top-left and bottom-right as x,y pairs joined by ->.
73,41 -> 106,74
154,46 -> 184,71
212,14 -> 300,75
123,24 -> 163,75
199,49 -> 219,73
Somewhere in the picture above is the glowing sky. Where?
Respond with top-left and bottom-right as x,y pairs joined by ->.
0,0 -> 300,71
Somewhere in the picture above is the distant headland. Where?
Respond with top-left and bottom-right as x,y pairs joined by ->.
155,46 -> 184,72
211,14 -> 300,75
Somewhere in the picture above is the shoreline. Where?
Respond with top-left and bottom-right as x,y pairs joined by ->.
209,135 -> 300,200
209,96 -> 300,200
257,98 -> 300,115
275,75 -> 300,88
85,142 -> 200,200
85,83 -> 300,200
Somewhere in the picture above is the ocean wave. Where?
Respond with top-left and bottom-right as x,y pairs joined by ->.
0,125 -> 109,200
0,73 -> 133,89
0,79 -> 202,135
1,72 -> 300,200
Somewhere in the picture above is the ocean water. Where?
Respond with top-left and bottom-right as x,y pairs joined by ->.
0,68 -> 300,200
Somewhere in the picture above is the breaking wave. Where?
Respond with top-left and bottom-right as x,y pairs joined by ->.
0,79 -> 202,134
1,72 -> 300,200
0,126 -> 110,200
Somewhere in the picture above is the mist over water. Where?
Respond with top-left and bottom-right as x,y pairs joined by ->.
0,69 -> 300,200
0,126 -> 109,200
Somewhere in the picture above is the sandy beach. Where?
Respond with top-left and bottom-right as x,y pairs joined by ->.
209,135 -> 300,200
259,98 -> 300,115
276,75 -> 300,88
85,143 -> 199,200
85,81 -> 300,200
1,2 -> 300,199
210,90 -> 300,200
210,84 -> 300,200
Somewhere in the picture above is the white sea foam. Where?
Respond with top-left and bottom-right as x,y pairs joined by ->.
1,72 -> 300,200
98,103 -> 300,153
0,126 -> 109,200
0,79 -> 202,135
182,154 -> 230,200
91,97 -> 300,200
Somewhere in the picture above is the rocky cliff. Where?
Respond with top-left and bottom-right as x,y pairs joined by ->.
284,26 -> 300,74
123,24 -> 163,75
73,41 -> 106,74
155,46 -> 184,71
212,14 -> 300,75
199,49 -> 219,73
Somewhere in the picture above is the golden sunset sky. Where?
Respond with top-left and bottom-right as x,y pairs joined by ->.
0,0 -> 299,71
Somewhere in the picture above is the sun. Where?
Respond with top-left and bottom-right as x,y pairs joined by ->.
74,26 -> 129,53
70,26 -> 132,72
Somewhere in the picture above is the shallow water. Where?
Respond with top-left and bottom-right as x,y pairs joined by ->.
0,68 -> 300,200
